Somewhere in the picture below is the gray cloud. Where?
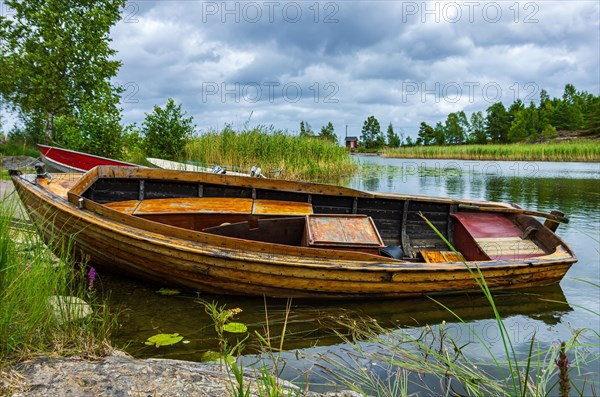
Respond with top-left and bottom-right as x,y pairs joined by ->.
112,0 -> 600,139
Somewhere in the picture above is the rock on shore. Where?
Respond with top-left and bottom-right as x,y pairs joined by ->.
0,350 -> 362,397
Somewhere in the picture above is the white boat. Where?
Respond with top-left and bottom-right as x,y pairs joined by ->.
146,158 -> 264,177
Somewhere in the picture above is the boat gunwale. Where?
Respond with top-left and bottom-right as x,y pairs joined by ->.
10,172 -> 579,298
38,144 -> 140,170
15,176 -> 578,277
18,167 -> 576,269
68,166 -> 518,209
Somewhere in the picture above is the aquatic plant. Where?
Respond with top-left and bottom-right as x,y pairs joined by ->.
383,140 -> 600,162
197,300 -> 248,364
144,333 -> 184,348
184,126 -> 358,181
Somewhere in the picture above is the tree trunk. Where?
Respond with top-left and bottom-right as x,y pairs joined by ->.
45,112 -> 53,143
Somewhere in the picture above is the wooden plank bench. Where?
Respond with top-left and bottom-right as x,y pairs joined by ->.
103,197 -> 314,216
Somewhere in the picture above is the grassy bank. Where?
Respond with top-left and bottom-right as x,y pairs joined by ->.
383,140 -> 600,162
0,141 -> 39,159
184,127 -> 358,181
0,199 -> 115,364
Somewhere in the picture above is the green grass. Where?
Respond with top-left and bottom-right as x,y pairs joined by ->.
184,127 -> 358,181
0,141 -> 40,158
0,198 -> 116,365
383,140 -> 600,162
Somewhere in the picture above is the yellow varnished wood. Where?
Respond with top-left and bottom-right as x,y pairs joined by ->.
421,250 -> 464,263
103,200 -> 140,214
10,166 -> 577,299
134,198 -> 253,215
37,174 -> 82,200
252,199 -> 313,215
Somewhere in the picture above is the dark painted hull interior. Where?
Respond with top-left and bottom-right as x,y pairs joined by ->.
82,176 -> 555,262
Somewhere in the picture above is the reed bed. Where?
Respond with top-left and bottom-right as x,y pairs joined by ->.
184,128 -> 358,181
383,140 -> 600,162
0,199 -> 115,363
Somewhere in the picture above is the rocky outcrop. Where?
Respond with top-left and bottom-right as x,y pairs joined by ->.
1,350 -> 363,397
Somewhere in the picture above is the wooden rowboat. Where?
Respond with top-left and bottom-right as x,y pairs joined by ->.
38,144 -> 139,173
10,165 -> 577,299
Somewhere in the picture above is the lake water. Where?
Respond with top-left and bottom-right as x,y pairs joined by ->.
103,156 -> 600,395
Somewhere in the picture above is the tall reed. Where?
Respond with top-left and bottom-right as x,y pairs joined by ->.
184,127 -> 358,181
383,140 -> 600,162
0,199 -> 115,363
313,217 -> 599,396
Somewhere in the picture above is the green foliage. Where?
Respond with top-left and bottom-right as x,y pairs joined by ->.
417,122 -> 434,145
485,102 -> 511,143
360,115 -> 384,149
0,139 -> 39,158
386,122 -> 401,148
7,112 -> 45,144
444,111 -> 467,144
51,87 -> 125,159
508,102 -> 540,142
120,124 -> 148,164
319,121 -> 337,143
468,111 -> 487,144
198,300 -> 247,362
141,98 -> 196,159
417,84 -> 598,146
0,0 -> 125,143
552,83 -> 585,130
299,121 -> 315,138
584,97 -> 600,132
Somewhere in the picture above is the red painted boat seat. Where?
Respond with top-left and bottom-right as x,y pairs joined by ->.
451,212 -> 546,261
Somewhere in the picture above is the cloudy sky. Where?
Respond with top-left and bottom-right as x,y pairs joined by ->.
111,0 -> 600,139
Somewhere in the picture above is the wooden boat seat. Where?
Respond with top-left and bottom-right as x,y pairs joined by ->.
103,197 -> 313,216
420,250 -> 464,263
37,174 -> 81,200
451,212 -> 546,260
303,214 -> 385,254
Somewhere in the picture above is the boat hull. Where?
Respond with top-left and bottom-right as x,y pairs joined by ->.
12,171 -> 577,299
38,144 -> 138,173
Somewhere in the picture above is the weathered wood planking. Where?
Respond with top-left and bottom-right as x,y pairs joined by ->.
10,165 -> 578,299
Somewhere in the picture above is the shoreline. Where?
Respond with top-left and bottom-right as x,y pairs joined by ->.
0,350 -> 358,397
378,154 -> 600,163
371,139 -> 600,163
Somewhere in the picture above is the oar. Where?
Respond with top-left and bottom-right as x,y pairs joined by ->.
458,204 -> 569,224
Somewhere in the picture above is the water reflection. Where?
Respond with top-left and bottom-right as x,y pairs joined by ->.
102,156 -> 598,394
103,271 -> 571,363
346,157 -> 600,221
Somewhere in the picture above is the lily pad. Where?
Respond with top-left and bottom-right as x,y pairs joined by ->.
157,288 -> 181,296
223,322 -> 247,333
201,350 -> 235,364
144,333 -> 184,347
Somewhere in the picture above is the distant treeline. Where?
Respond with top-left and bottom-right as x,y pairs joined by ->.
413,84 -> 600,146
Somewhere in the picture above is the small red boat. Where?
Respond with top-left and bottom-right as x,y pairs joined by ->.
38,144 -> 139,173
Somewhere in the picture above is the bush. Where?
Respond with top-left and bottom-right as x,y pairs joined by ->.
141,98 -> 195,160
